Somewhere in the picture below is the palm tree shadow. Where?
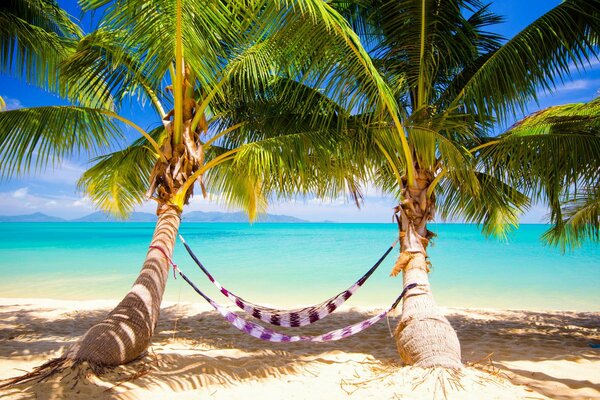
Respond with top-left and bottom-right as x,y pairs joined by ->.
0,302 -> 399,398
0,306 -> 108,358
447,310 -> 600,400
154,304 -> 401,360
145,351 -> 304,390
1,304 -> 598,399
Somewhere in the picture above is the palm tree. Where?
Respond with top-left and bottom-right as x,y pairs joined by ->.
322,0 -> 600,368
0,0 -> 401,373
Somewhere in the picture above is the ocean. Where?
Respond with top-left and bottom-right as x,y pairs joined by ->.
0,223 -> 598,311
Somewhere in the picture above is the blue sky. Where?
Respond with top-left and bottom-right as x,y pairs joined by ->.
1,0 -> 599,222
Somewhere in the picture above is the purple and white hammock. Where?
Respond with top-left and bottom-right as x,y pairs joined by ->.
178,234 -> 399,327
174,263 -> 417,343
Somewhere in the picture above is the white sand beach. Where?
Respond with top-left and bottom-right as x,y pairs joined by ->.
0,298 -> 598,399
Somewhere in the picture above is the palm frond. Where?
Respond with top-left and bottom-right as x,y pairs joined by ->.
0,106 -> 123,179
77,126 -> 165,218
255,0 -> 414,175
479,99 -> 600,248
203,86 -> 372,216
0,0 -> 81,92
449,0 -> 600,122
543,187 -> 600,250
59,28 -> 166,113
203,157 -> 268,222
209,121 -> 368,202
436,171 -> 530,239
2,0 -> 80,36
79,0 -> 239,93
478,100 -> 600,203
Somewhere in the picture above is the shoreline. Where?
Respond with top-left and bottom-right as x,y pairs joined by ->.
1,298 -> 598,399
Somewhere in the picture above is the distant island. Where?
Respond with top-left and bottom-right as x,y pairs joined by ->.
0,212 -> 66,223
0,211 -> 309,223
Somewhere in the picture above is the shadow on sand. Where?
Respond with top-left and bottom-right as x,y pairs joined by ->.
451,309 -> 600,400
0,303 -> 598,399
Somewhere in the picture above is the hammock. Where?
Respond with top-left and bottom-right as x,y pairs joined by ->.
174,263 -> 417,343
178,234 -> 398,327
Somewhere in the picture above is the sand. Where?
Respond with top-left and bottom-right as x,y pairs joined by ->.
0,298 -> 598,399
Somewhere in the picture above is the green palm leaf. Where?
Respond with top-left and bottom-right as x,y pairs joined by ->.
59,29 -> 165,113
543,187 -> 600,250
436,172 -> 530,238
0,0 -> 81,92
78,127 -> 164,217
0,106 -> 123,179
479,98 -> 600,247
449,0 -> 600,122
479,100 -> 600,201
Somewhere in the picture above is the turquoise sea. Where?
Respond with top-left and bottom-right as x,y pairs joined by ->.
0,223 -> 598,311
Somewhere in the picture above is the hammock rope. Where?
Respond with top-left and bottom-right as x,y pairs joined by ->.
178,234 -> 399,327
168,257 -> 417,343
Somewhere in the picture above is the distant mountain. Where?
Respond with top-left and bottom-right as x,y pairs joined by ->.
257,213 -> 307,223
0,211 -> 307,223
182,211 -> 307,222
0,212 -> 66,222
71,211 -> 158,222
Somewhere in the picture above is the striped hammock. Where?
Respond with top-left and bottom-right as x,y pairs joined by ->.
175,265 -> 417,343
178,235 -> 398,327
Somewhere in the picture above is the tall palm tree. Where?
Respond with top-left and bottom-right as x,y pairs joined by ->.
0,0 -> 400,372
323,0 -> 600,368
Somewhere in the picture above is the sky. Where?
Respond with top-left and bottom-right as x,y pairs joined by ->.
0,0 -> 599,222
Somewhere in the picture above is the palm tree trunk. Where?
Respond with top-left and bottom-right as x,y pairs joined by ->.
395,252 -> 461,368
66,205 -> 181,366
391,170 -> 462,368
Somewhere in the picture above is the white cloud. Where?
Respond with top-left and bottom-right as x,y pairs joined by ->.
269,200 -> 392,222
182,191 -> 237,213
0,188 -> 94,218
307,196 -> 346,206
12,187 -> 28,198
266,192 -> 397,222
362,181 -> 387,197
71,197 -> 92,207
5,160 -> 87,190
538,78 -> 600,99
560,79 -> 591,91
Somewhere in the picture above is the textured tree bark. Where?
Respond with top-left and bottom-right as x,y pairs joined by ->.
395,253 -> 462,368
1,64 -> 201,386
391,169 -> 462,369
66,205 -> 181,366
66,63 -> 200,367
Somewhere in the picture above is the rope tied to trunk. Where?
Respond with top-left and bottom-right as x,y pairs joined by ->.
149,245 -> 179,279
177,234 -> 400,327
